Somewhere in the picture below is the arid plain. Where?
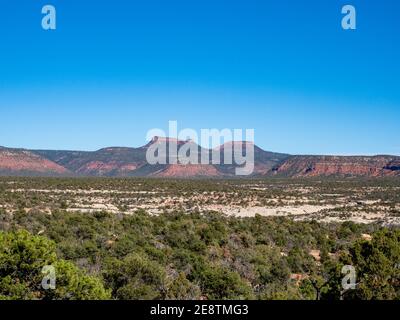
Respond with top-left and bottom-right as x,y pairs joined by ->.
2,177 -> 399,226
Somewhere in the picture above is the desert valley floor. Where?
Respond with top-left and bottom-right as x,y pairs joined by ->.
1,177 -> 399,225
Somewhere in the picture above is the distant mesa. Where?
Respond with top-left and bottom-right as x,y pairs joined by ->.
0,138 -> 399,178
0,147 -> 70,176
141,136 -> 189,149
215,141 -> 255,150
151,136 -> 183,143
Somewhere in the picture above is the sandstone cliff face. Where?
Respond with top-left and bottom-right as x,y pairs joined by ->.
0,147 -> 69,175
2,141 -> 400,178
271,155 -> 400,177
34,147 -> 147,177
31,138 -> 286,177
152,164 -> 222,178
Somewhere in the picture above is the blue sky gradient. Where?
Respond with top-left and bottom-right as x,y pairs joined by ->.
0,0 -> 399,155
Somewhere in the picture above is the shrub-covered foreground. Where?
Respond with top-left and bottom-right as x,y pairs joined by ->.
0,209 -> 399,300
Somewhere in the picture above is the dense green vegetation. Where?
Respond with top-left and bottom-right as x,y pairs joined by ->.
1,208 -> 399,300
0,230 -> 110,300
0,176 -> 399,300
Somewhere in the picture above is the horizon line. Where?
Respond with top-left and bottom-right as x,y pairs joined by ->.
1,137 -> 399,158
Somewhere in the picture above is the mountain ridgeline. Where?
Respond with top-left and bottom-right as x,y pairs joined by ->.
0,138 -> 399,178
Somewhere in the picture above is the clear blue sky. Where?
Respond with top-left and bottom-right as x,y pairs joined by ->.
0,0 -> 399,155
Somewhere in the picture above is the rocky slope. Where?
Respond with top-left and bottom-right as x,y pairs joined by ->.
271,155 -> 400,177
31,137 -> 287,177
1,139 -> 399,178
0,147 -> 70,176
34,147 -> 147,176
